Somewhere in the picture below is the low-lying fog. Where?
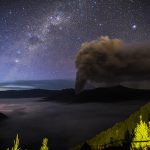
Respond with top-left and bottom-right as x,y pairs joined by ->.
0,98 -> 148,150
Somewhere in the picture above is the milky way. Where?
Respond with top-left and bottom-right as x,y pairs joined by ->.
0,0 -> 150,81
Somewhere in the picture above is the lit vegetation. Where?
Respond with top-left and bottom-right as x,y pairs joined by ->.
6,135 -> 49,150
7,134 -> 20,150
40,138 -> 49,150
131,115 -> 150,150
71,101 -> 150,150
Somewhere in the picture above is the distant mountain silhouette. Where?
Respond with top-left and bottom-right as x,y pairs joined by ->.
0,89 -> 52,98
0,85 -> 150,103
43,85 -> 150,103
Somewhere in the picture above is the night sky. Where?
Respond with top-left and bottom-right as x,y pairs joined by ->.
0,0 -> 150,81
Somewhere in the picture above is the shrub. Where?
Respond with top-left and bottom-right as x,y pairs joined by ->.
131,115 -> 150,150
6,134 -> 49,150
40,138 -> 49,150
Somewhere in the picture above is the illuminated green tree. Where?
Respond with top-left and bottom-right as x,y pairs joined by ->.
40,138 -> 49,150
7,134 -> 20,150
131,115 -> 150,150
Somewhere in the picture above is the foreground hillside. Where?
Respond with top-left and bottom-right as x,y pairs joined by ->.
71,101 -> 150,150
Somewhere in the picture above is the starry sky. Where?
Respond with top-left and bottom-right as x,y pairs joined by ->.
0,0 -> 150,81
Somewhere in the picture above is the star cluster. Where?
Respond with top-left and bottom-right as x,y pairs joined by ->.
0,0 -> 150,81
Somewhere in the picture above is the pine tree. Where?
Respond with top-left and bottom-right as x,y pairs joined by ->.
131,115 -> 150,150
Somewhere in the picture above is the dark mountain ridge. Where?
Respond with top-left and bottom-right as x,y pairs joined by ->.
44,85 -> 150,103
0,85 -> 150,103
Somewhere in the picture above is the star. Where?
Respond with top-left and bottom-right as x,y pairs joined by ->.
56,16 -> 61,21
132,25 -> 137,30
8,10 -> 12,15
98,23 -> 102,27
15,59 -> 20,63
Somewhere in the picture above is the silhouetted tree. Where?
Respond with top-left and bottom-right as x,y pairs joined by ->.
123,129 -> 131,150
80,142 -> 91,150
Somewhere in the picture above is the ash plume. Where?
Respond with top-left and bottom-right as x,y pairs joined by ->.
75,36 -> 150,94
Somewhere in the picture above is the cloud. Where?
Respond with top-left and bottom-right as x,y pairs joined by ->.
75,36 -> 150,93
